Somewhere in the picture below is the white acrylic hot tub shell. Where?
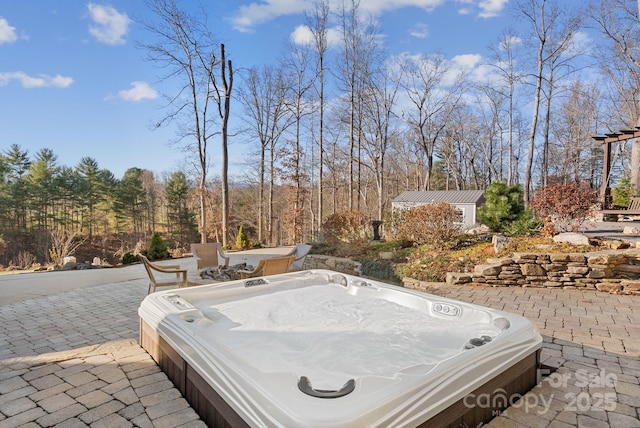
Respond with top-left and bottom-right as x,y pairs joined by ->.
138,270 -> 542,427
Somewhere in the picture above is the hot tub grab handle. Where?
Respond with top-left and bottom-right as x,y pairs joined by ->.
297,376 -> 355,398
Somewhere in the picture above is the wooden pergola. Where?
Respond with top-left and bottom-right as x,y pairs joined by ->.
592,127 -> 640,211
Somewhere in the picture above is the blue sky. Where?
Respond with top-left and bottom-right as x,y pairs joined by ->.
0,0 -> 515,179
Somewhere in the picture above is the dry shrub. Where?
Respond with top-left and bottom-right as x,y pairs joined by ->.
398,203 -> 462,250
539,216 -> 559,237
530,183 -> 597,232
12,251 -> 37,269
321,211 -> 371,256
49,229 -> 85,266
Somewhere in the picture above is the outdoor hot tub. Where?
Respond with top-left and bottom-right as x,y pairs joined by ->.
138,270 -> 542,428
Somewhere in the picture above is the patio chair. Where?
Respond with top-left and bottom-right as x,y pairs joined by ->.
240,255 -> 296,279
140,254 -> 189,294
285,244 -> 312,271
191,242 -> 230,270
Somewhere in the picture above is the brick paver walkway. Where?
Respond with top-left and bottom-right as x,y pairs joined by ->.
1,278 -> 639,427
0,280 -> 205,428
416,284 -> 640,428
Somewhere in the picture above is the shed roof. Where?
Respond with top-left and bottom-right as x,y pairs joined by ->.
392,190 -> 485,205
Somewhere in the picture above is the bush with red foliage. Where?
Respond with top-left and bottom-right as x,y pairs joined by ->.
530,183 -> 597,233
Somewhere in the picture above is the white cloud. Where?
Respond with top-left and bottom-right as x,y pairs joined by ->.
451,53 -> 482,69
358,0 -> 445,15
232,0 -> 448,32
118,81 -> 158,102
87,3 -> 131,45
401,52 -> 494,87
499,34 -> 522,49
0,18 -> 18,45
566,30 -> 592,56
290,24 -> 341,47
469,63 -> 497,83
232,0 -> 504,34
232,0 -> 309,32
439,53 -> 482,85
0,72 -> 73,88
0,17 -> 17,44
478,0 -> 508,18
409,23 -> 429,39
290,24 -> 313,45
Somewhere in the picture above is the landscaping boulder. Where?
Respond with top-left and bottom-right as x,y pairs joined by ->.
446,272 -> 473,285
602,239 -> 628,250
474,264 -> 502,276
552,232 -> 590,246
492,234 -> 509,252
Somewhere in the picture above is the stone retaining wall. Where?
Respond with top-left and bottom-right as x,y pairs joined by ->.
304,254 -> 362,276
443,250 -> 640,295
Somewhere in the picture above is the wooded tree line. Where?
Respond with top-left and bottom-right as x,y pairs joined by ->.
230,0 -> 638,244
2,0 -> 640,265
0,144 -> 201,264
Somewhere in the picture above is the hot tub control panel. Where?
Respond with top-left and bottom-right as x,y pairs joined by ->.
433,302 -> 461,317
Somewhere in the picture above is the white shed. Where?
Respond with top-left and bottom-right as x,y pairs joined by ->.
391,190 -> 485,229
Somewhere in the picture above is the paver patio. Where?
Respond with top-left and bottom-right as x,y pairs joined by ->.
0,275 -> 639,427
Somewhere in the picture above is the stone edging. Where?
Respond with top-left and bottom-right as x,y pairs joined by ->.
303,254 -> 362,276
443,250 -> 640,295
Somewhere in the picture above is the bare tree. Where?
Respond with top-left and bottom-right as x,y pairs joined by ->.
439,105 -> 488,190
488,30 -> 525,184
306,0 -> 330,235
474,86 -> 505,183
520,0 -> 547,204
398,53 -> 465,190
549,81 -> 601,184
539,6 -> 583,188
518,0 -> 582,202
336,0 -> 380,210
360,63 -> 401,220
591,0 -> 640,191
239,65 -> 292,243
140,0 -> 232,244
337,0 -> 360,210
217,44 -> 233,246
282,44 -> 315,244
387,130 -> 428,191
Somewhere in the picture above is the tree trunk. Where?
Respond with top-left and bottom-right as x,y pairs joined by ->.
318,52 -> 324,235
632,140 -> 640,193
258,148 -> 265,242
220,44 -> 233,247
524,31 -> 545,205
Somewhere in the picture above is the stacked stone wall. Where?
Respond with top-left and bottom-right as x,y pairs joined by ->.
442,250 -> 640,294
304,254 -> 362,276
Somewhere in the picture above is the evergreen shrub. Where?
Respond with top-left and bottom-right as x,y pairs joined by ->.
236,225 -> 250,250
122,252 -> 139,265
612,176 -> 635,208
148,232 -> 170,261
478,182 -> 537,235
